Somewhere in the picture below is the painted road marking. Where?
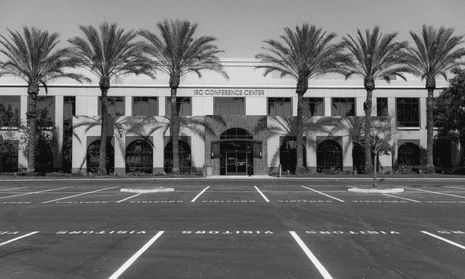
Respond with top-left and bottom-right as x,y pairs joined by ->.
421,231 -> 465,250
301,186 -> 344,202
191,186 -> 209,202
409,188 -> 465,199
0,187 -> 72,200
0,231 -> 39,247
289,231 -> 333,279
108,231 -> 164,279
42,187 -> 118,204
116,193 -> 141,203
0,187 -> 22,192
383,194 -> 421,203
254,186 -> 270,202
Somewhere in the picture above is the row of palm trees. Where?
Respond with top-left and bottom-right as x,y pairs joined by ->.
0,20 -> 464,175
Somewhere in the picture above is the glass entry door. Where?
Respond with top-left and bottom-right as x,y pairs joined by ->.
226,151 -> 248,175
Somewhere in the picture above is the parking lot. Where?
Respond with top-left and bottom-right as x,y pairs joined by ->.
1,178 -> 464,278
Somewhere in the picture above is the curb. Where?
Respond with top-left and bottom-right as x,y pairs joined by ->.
120,187 -> 175,193
348,187 -> 404,194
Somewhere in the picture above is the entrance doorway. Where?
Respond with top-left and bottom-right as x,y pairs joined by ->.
225,151 -> 252,175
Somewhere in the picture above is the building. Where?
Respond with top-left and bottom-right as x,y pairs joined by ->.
0,59 -> 458,175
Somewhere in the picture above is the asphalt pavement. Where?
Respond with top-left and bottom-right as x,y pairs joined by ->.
0,178 -> 464,278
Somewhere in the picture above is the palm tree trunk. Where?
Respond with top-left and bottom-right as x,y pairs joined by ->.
26,89 -> 38,172
98,88 -> 109,175
426,87 -> 435,172
373,152 -> 377,187
364,89 -> 374,174
170,87 -> 180,175
295,85 -> 306,174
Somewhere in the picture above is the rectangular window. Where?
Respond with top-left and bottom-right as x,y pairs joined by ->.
63,96 -> 76,121
332,98 -> 355,116
0,96 -> 21,127
165,97 -> 192,116
133,97 -> 158,116
98,97 -> 125,116
397,98 -> 419,127
377,98 -> 388,117
28,96 -> 55,126
268,97 -> 292,116
214,97 -> 245,115
303,98 -> 324,116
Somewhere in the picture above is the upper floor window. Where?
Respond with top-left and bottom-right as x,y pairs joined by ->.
63,96 -> 76,122
303,98 -> 324,116
133,97 -> 158,116
166,97 -> 192,116
214,97 -> 245,115
332,97 -> 355,116
98,97 -> 125,116
0,96 -> 20,127
397,98 -> 419,127
28,96 -> 55,126
268,97 -> 292,116
377,98 -> 388,117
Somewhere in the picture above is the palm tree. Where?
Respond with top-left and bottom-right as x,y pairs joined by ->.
405,25 -> 465,173
69,22 -> 155,175
341,26 -> 410,174
255,24 -> 347,174
0,27 -> 89,172
139,19 -> 228,174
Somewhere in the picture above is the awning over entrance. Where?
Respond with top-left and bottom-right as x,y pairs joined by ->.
211,139 -> 262,159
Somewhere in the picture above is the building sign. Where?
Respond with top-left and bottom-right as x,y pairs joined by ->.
194,89 -> 265,96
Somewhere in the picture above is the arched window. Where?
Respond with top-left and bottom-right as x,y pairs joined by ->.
164,140 -> 191,174
398,142 -> 420,166
317,139 -> 342,172
280,137 -> 306,174
87,139 -> 114,174
126,140 -> 153,173
0,140 -> 18,172
36,139 -> 53,173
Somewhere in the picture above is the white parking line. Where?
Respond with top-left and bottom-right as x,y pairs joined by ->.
0,187 -> 22,192
444,186 -> 465,190
254,186 -> 270,202
42,187 -> 118,204
0,187 -> 72,200
0,231 -> 39,247
108,231 -> 164,279
289,231 -> 333,279
116,193 -> 141,203
301,186 -> 344,202
383,194 -> 421,203
191,186 -> 210,202
409,188 -> 465,199
421,231 -> 465,250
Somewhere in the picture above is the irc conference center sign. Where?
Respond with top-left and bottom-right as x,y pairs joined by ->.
193,89 -> 265,96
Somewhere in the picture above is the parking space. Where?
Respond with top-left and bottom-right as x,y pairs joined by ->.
1,228 -> 465,278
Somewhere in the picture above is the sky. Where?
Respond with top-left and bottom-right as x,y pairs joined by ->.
0,0 -> 465,59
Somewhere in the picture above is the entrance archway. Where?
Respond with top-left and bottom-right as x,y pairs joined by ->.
398,142 -> 420,166
219,128 -> 253,175
126,140 -> 153,173
87,139 -> 114,174
317,139 -> 343,172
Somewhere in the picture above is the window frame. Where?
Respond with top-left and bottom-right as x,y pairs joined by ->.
213,97 -> 245,115
396,98 -> 420,127
132,96 -> 158,116
267,97 -> 292,116
376,97 -> 389,117
0,96 -> 21,127
331,97 -> 355,116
